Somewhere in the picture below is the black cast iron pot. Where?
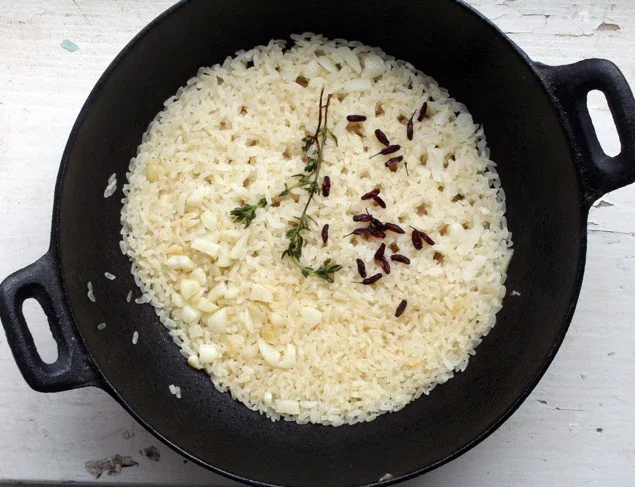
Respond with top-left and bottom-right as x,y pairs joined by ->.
1,1 -> 634,486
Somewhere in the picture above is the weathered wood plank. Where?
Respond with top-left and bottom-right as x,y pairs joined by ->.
0,1 -> 633,485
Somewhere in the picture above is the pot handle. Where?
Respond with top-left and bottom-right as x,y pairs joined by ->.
535,59 -> 635,206
0,251 -> 102,392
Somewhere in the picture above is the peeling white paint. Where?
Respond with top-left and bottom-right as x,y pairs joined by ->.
471,0 -> 623,37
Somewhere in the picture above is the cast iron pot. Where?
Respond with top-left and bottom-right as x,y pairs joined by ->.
1,1 -> 634,486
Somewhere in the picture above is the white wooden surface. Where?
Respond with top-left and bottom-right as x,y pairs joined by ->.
1,1 -> 634,485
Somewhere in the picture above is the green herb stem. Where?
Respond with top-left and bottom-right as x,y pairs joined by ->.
230,88 -> 342,283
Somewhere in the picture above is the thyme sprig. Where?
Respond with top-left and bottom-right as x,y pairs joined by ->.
230,177 -> 314,227
230,88 -> 342,283
230,197 -> 268,228
282,89 -> 331,259
300,259 -> 343,283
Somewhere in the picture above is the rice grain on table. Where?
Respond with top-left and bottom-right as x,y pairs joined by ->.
104,173 -> 117,198
121,34 -> 513,426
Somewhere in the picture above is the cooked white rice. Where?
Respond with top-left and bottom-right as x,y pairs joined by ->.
169,384 -> 182,399
121,34 -> 512,426
104,173 -> 117,198
86,281 -> 95,303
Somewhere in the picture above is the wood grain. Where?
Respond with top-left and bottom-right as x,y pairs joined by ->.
0,1 -> 633,485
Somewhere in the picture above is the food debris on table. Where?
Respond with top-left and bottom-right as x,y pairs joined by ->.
84,454 -> 138,479
142,445 -> 161,462
60,39 -> 79,52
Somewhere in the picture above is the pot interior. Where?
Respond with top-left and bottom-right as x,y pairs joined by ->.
57,0 -> 584,485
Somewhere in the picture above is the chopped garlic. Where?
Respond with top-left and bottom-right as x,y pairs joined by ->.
207,308 -> 228,334
179,278 -> 200,300
208,282 -> 227,301
181,305 -> 201,324
187,354 -> 202,369
257,340 -> 296,369
191,238 -> 220,259
229,233 -> 249,259
200,210 -> 216,230
303,59 -> 321,78
258,339 -> 281,366
269,312 -> 286,327
189,324 -> 204,339
247,302 -> 267,323
243,342 -> 258,358
199,343 -> 220,363
166,244 -> 183,255
216,249 -> 232,268
250,284 -> 273,303
195,297 -> 218,313
277,344 -> 297,369
224,286 -> 240,299
300,307 -> 322,328
167,255 -> 195,270
190,268 -> 207,286
239,309 -> 255,333
171,292 -> 185,308
260,324 -> 276,344
362,53 -> 385,78
185,186 -> 206,208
